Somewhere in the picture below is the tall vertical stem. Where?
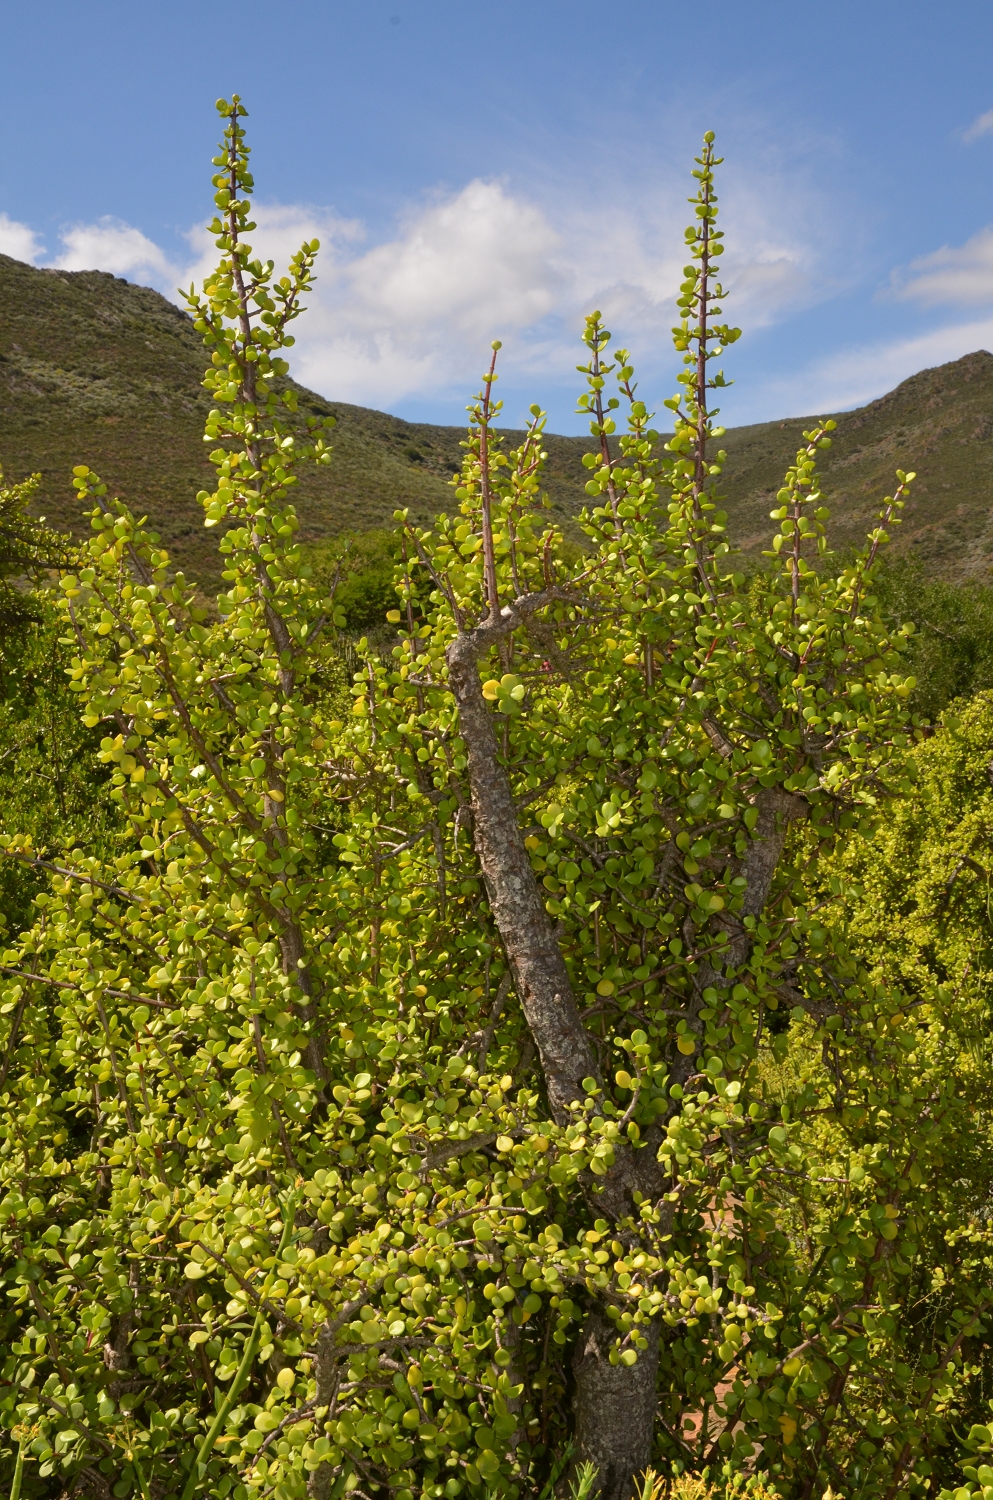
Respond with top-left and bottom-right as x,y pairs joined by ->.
692,142 -> 714,517
478,347 -> 501,621
590,331 -> 621,535
9,1433 -> 25,1500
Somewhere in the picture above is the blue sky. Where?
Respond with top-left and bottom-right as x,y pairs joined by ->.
3,0 -> 993,435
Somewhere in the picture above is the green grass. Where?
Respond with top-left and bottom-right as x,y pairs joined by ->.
2,250 -> 992,588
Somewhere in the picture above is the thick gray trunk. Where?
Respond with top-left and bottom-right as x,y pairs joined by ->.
307,1322 -> 339,1500
445,606 -> 804,1495
573,1309 -> 660,1500
447,603 -> 666,1491
447,615 -> 666,1215
447,612 -> 600,1123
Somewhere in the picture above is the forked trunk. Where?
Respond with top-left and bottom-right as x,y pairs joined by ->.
446,605 -> 804,1497
447,604 -> 664,1494
447,611 -> 600,1118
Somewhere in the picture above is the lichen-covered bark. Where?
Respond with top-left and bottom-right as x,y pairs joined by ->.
573,1310 -> 661,1500
307,1320 -> 340,1500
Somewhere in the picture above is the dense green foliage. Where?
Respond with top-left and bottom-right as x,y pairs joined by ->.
872,563 -> 993,719
835,689 -> 993,1015
0,470 -> 111,932
820,695 -> 993,1496
0,597 -> 115,933
1,103 -> 993,1500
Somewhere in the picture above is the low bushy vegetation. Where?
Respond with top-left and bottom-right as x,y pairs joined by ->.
1,103 -> 993,1500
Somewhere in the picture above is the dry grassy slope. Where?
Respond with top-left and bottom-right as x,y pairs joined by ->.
719,350 -> 993,576
2,251 -> 992,583
0,254 -> 598,590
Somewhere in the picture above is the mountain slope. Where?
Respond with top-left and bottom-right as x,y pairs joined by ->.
2,251 -> 992,582
0,254 -> 599,590
718,350 -> 993,575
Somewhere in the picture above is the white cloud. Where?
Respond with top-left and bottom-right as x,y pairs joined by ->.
963,108 -> 993,144
272,171 -> 827,409
711,178 -> 828,329
891,224 -> 993,307
754,318 -> 993,421
0,212 -> 44,265
248,182 -> 567,407
348,182 -> 561,338
0,163 -> 836,413
53,215 -> 180,286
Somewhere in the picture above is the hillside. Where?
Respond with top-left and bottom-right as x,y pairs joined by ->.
0,254 -> 603,591
2,251 -> 993,583
719,350 -> 993,574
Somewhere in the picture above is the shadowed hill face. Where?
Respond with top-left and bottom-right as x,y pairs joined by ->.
1,251 -> 992,584
0,253 -> 599,590
719,350 -> 993,577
